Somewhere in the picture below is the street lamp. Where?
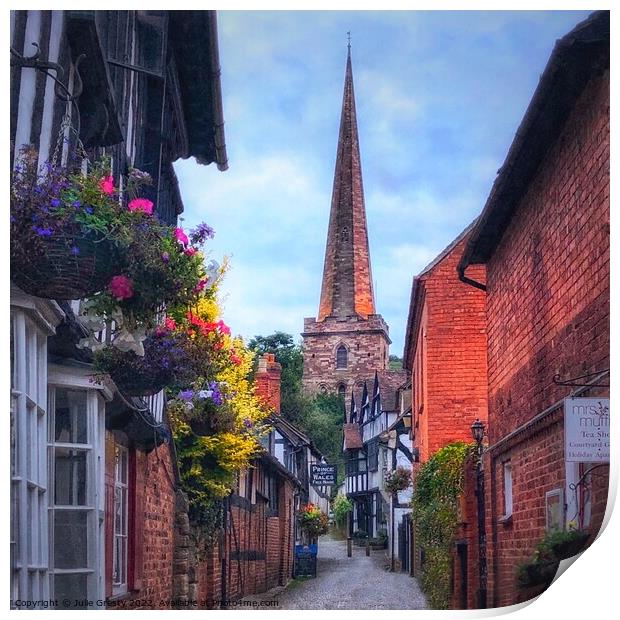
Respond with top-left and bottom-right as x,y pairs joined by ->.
471,418 -> 487,609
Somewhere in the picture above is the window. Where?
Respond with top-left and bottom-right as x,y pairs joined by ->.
502,461 -> 513,518
336,345 -> 348,369
10,311 -> 49,604
267,473 -> 279,513
341,227 -> 349,242
367,439 -> 379,472
113,446 -> 129,595
338,384 -> 346,399
48,387 -> 103,607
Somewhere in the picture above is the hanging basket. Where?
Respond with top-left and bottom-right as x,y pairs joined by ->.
109,365 -> 170,398
10,224 -> 119,300
188,400 -> 236,436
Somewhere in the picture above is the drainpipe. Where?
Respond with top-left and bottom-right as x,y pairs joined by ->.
457,263 -> 487,292
390,492 -> 395,572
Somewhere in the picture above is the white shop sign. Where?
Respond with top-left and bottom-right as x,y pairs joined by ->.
564,397 -> 610,463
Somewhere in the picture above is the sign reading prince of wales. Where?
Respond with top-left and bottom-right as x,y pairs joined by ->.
310,464 -> 336,485
564,398 -> 610,463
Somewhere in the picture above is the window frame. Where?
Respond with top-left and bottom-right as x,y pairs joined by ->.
502,461 -> 513,519
336,345 -> 348,370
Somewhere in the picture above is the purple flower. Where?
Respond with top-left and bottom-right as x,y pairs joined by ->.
243,418 -> 253,429
190,222 -> 215,245
50,199 -> 61,208
179,390 -> 194,401
32,226 -> 53,237
162,252 -> 170,263
70,246 -> 80,255
85,207 -> 93,214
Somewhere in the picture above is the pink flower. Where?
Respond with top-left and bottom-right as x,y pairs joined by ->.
128,198 -> 154,215
184,246 -> 198,257
217,320 -> 231,336
165,317 -> 177,331
108,275 -> 134,300
99,175 -> 115,195
175,228 -> 189,246
193,278 -> 208,294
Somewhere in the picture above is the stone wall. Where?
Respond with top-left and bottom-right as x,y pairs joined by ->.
302,313 -> 390,396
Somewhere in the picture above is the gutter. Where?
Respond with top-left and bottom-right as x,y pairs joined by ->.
457,264 -> 487,292
207,12 -> 228,171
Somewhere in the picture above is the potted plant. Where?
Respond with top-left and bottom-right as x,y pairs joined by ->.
168,383 -> 236,436
81,221 -> 220,354
540,529 -> 590,561
384,465 -> 412,495
299,504 -> 329,542
92,325 -> 195,397
352,530 -> 368,547
10,148 -> 126,299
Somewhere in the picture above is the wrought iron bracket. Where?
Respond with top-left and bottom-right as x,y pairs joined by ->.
10,42 -> 85,102
553,370 -> 609,389
569,462 -> 610,493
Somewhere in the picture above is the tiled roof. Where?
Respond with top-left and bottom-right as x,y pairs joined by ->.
343,423 -> 363,450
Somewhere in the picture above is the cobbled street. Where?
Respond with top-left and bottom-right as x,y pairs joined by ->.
241,535 -> 428,610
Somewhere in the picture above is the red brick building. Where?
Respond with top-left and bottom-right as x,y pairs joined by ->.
193,354 -> 299,608
402,225 -> 488,606
457,11 -> 610,608
403,224 -> 488,465
302,46 -> 391,397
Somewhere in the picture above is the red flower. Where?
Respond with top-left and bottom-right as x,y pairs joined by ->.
230,352 -> 242,366
99,175 -> 115,195
128,197 -> 154,215
108,275 -> 134,300
165,317 -> 177,331
184,246 -> 198,257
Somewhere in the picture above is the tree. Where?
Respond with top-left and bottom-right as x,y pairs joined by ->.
389,354 -> 403,369
248,332 -> 345,481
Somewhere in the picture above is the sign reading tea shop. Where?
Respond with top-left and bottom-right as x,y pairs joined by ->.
564,397 -> 610,463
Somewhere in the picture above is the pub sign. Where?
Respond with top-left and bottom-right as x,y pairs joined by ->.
311,463 -> 336,485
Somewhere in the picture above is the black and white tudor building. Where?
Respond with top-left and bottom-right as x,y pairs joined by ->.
10,10 -> 227,605
342,370 -> 414,571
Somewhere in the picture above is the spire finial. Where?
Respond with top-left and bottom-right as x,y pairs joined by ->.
347,31 -> 351,52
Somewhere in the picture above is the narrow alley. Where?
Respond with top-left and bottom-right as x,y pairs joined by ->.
241,536 -> 428,610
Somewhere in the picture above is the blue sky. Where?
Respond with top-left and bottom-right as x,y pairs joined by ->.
174,10 -> 591,357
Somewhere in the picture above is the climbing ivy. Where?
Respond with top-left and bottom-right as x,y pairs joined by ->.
412,441 -> 474,609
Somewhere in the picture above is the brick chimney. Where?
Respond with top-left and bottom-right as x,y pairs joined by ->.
255,353 -> 282,414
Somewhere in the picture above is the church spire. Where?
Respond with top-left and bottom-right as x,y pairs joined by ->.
317,45 -> 376,322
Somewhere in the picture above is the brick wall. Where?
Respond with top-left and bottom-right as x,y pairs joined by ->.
195,463 -> 297,607
483,70 -> 610,608
407,233 -> 488,464
105,432 -> 177,608
256,353 -> 282,414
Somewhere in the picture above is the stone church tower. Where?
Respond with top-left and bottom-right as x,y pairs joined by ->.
302,46 -> 391,397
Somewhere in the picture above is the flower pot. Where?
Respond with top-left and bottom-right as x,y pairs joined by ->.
517,561 -> 559,588
11,226 -> 119,300
551,533 -> 589,560
188,402 -> 236,437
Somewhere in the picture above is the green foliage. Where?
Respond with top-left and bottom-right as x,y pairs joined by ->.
332,495 -> 353,527
248,332 -> 304,422
412,441 -> 474,609
248,332 -> 346,481
388,354 -> 403,370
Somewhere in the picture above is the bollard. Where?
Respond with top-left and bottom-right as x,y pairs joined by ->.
365,538 -> 370,557
347,537 -> 352,557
